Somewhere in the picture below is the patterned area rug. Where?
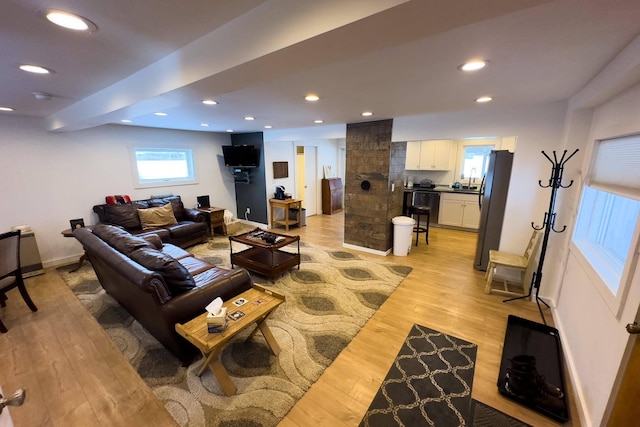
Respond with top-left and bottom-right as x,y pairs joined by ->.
58,233 -> 412,427
359,324 -> 478,426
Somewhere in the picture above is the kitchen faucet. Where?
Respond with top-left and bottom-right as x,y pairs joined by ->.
469,167 -> 477,187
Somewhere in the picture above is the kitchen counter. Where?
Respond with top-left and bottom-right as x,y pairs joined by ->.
405,186 -> 480,195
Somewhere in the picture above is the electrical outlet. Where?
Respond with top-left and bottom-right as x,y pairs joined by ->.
245,207 -> 250,215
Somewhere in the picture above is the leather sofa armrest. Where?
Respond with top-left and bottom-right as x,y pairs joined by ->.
183,208 -> 207,222
162,269 -> 252,321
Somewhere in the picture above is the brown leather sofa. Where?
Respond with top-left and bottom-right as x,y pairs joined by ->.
92,195 -> 208,248
73,224 -> 252,364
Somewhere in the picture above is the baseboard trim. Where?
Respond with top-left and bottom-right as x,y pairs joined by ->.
342,243 -> 391,256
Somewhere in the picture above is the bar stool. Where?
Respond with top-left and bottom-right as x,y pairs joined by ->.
408,205 -> 430,246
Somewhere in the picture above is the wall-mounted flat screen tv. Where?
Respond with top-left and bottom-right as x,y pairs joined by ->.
222,145 -> 260,168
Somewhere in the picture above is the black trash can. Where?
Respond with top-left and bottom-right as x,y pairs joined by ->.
289,208 -> 306,227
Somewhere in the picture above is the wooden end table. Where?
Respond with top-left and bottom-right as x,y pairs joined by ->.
229,228 -> 301,283
61,227 -> 92,272
269,198 -> 302,231
175,285 -> 285,396
197,207 -> 226,237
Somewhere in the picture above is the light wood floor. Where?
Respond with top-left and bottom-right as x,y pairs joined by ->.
0,213 -> 580,426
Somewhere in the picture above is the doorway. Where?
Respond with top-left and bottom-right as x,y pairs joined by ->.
296,146 -> 318,216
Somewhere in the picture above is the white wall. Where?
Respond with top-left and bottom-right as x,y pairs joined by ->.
552,83 -> 640,426
0,115 -> 233,267
263,134 -> 343,223
264,140 -> 296,200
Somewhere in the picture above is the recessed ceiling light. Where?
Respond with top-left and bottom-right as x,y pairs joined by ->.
202,99 -> 218,105
361,111 -> 373,117
244,116 -> 255,121
154,112 -> 168,116
200,123 -> 209,127
120,119 -> 132,123
226,129 -> 234,133
264,125 -> 273,129
475,96 -> 493,103
32,91 -> 52,101
19,64 -> 53,74
0,107 -> 15,112
460,60 -> 488,71
41,9 -> 98,32
305,94 -> 320,102
314,120 -> 324,124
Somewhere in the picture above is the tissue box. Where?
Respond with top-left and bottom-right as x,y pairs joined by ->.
206,307 -> 228,326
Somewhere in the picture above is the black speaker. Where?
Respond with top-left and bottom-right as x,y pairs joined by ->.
197,195 -> 210,208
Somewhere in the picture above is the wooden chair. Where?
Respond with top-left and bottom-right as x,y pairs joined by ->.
0,230 -> 38,333
485,230 -> 542,296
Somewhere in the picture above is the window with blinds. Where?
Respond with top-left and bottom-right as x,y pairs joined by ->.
572,134 -> 640,316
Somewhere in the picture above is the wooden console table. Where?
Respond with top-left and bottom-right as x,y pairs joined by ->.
197,207 -> 226,237
269,198 -> 302,231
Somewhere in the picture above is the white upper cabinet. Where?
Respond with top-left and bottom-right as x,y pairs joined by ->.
406,140 -> 452,170
406,141 -> 422,170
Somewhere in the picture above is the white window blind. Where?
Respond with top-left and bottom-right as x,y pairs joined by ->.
590,134 -> 640,198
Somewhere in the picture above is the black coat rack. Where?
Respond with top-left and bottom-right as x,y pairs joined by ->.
504,149 -> 579,325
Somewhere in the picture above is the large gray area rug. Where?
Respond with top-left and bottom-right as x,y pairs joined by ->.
58,232 -> 412,427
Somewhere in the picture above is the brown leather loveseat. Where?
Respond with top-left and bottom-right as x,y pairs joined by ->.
93,195 -> 208,248
73,224 -> 252,364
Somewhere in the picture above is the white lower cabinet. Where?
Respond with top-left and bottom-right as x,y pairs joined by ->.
438,193 -> 481,229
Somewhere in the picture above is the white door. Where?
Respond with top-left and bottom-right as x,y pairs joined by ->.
304,146 -> 318,216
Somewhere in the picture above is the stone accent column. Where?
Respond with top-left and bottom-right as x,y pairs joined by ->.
344,120 -> 406,252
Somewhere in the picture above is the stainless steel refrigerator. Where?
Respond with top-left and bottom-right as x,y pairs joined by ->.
474,150 -> 514,271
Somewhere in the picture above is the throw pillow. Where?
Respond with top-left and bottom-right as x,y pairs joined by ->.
130,247 -> 196,294
138,203 -> 178,229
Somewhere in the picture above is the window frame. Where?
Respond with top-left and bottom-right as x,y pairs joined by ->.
129,146 -> 198,189
570,135 -> 640,318
456,139 -> 498,180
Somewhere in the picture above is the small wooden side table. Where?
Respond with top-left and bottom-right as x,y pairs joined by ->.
61,227 -> 91,272
175,285 -> 285,396
198,207 -> 226,237
269,198 -> 302,231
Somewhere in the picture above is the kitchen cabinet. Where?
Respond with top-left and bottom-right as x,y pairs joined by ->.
438,192 -> 481,229
405,140 -> 452,170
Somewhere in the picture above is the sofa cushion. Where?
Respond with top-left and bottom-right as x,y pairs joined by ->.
137,228 -> 171,242
92,224 -> 154,256
130,247 -> 196,294
178,256 -> 213,276
138,203 -> 178,229
141,233 -> 163,250
165,222 -> 206,239
103,203 -> 141,230
161,244 -> 192,261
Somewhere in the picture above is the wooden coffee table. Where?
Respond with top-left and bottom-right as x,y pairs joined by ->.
229,228 -> 300,283
175,285 -> 285,396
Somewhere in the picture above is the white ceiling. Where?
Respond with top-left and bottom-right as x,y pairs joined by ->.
2,0 -> 640,134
